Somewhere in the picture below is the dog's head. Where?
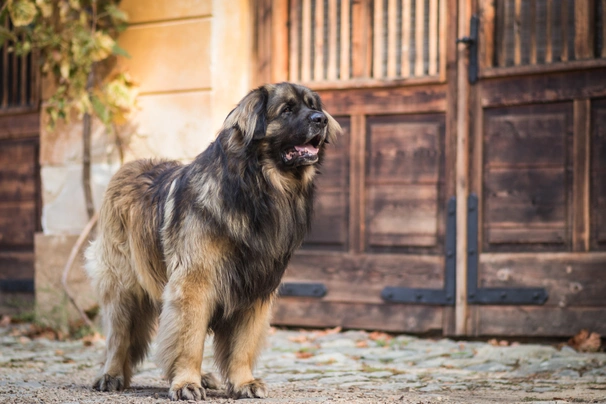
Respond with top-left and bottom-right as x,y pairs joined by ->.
221,82 -> 341,169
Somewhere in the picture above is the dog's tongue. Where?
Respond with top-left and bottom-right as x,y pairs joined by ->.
295,144 -> 319,156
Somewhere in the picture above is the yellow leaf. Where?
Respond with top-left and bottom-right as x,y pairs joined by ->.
8,0 -> 38,27
35,0 -> 53,18
90,32 -> 115,62
60,60 -> 70,79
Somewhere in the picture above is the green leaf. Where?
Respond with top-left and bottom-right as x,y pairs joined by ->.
8,0 -> 38,27
91,94 -> 111,125
111,43 -> 130,58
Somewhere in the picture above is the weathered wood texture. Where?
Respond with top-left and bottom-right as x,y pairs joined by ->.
482,103 -> 573,251
591,99 -> 606,250
273,298 -> 444,333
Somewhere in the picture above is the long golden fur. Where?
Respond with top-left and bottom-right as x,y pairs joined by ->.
85,83 -> 340,401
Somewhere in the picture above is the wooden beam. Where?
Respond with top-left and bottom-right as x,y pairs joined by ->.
428,0 -> 438,76
314,0 -> 325,81
561,0 -> 568,62
438,0 -> 447,79
455,0 -> 472,336
301,0 -> 312,82
271,0 -> 289,83
546,0 -> 553,63
289,0 -> 300,81
572,99 -> 591,252
387,0 -> 398,78
402,0 -> 412,77
514,0 -> 521,65
529,0 -> 537,64
603,0 -> 606,58
479,0 -> 495,70
339,0 -> 350,80
373,0 -> 384,78
327,0 -> 338,81
414,0 -> 425,76
574,0 -> 595,60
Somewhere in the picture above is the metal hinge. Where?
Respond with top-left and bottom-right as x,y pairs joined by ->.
381,197 -> 456,305
279,282 -> 327,298
466,194 -> 548,305
0,279 -> 35,293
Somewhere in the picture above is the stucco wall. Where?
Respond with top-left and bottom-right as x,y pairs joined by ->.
35,0 -> 252,322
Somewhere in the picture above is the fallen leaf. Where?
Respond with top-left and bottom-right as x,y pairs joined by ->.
369,331 -> 392,342
568,329 -> 601,352
356,340 -> 369,348
288,335 -> 309,343
295,350 -> 314,359
0,315 -> 11,327
488,338 -> 499,346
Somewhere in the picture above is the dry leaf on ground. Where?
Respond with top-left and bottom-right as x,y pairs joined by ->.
568,329 -> 602,352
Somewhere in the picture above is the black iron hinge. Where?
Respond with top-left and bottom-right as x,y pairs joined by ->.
381,197 -> 456,305
466,194 -> 548,305
457,15 -> 479,84
279,282 -> 327,298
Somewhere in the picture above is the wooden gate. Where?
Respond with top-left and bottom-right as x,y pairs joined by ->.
0,26 -> 41,300
463,0 -> 606,336
253,0 -> 606,336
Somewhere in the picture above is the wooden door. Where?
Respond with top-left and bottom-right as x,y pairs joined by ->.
254,0 -> 459,334
0,26 -> 41,299
464,0 -> 606,336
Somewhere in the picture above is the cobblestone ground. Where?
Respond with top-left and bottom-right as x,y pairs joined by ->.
1,324 -> 605,403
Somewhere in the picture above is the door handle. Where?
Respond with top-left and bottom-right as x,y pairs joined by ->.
457,15 -> 478,84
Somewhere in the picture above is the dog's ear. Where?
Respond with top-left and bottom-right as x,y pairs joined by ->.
323,109 -> 342,145
223,86 -> 269,145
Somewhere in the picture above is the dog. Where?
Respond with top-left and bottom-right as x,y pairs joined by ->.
85,82 -> 341,401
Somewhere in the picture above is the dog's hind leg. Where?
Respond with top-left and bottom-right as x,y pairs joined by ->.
213,298 -> 273,399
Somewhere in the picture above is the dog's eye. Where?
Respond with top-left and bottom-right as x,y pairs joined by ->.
282,105 -> 293,115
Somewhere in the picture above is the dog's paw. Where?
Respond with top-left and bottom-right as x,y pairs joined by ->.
227,379 -> 268,399
92,374 -> 124,392
201,372 -> 220,390
169,382 -> 205,401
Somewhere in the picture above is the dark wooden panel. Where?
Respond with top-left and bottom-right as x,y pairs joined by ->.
0,111 -> 39,140
480,68 -> 606,107
591,98 -> 606,249
0,139 -> 37,201
0,251 -> 34,280
273,298 -> 444,333
0,201 -> 36,247
366,119 -> 443,183
475,306 -> 606,336
317,84 -> 447,116
483,103 -> 572,251
364,114 -> 445,252
286,252 -> 444,304
303,117 -> 350,250
479,253 -> 606,307
366,184 -> 439,248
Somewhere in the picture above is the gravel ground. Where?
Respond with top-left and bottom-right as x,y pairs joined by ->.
1,323 -> 605,403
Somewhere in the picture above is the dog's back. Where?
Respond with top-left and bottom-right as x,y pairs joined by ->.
86,159 -> 182,303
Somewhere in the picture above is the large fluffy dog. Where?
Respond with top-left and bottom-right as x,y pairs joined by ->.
85,82 -> 340,401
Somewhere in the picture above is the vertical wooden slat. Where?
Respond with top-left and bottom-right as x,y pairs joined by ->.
497,0 -> 506,66
414,0 -> 425,76
572,99 -> 591,252
574,0 -> 595,60
301,0 -> 312,81
271,0 -> 289,83
350,114 -> 366,254
603,0 -> 606,58
11,36 -> 18,106
479,0 -> 495,70
351,0 -> 370,77
372,0 -> 384,78
387,0 -> 398,78
428,0 -> 438,75
327,0 -> 338,80
2,19 -> 9,108
401,0 -> 412,77
513,0 -> 521,65
561,0 -> 568,62
31,49 -> 40,107
340,0 -> 350,80
439,0 -> 447,79
289,0 -> 301,82
529,0 -> 537,64
456,0 -> 472,336
21,49 -> 27,106
545,0 -> 553,63
314,0 -> 325,81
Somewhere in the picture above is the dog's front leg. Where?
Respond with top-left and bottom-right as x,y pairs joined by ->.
214,297 -> 273,399
156,274 -> 215,401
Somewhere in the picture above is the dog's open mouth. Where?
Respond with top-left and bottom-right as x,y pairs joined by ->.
282,135 -> 322,165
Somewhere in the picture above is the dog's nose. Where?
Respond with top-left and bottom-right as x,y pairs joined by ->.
310,112 -> 327,126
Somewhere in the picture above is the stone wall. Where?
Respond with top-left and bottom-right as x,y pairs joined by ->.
35,0 -> 252,327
